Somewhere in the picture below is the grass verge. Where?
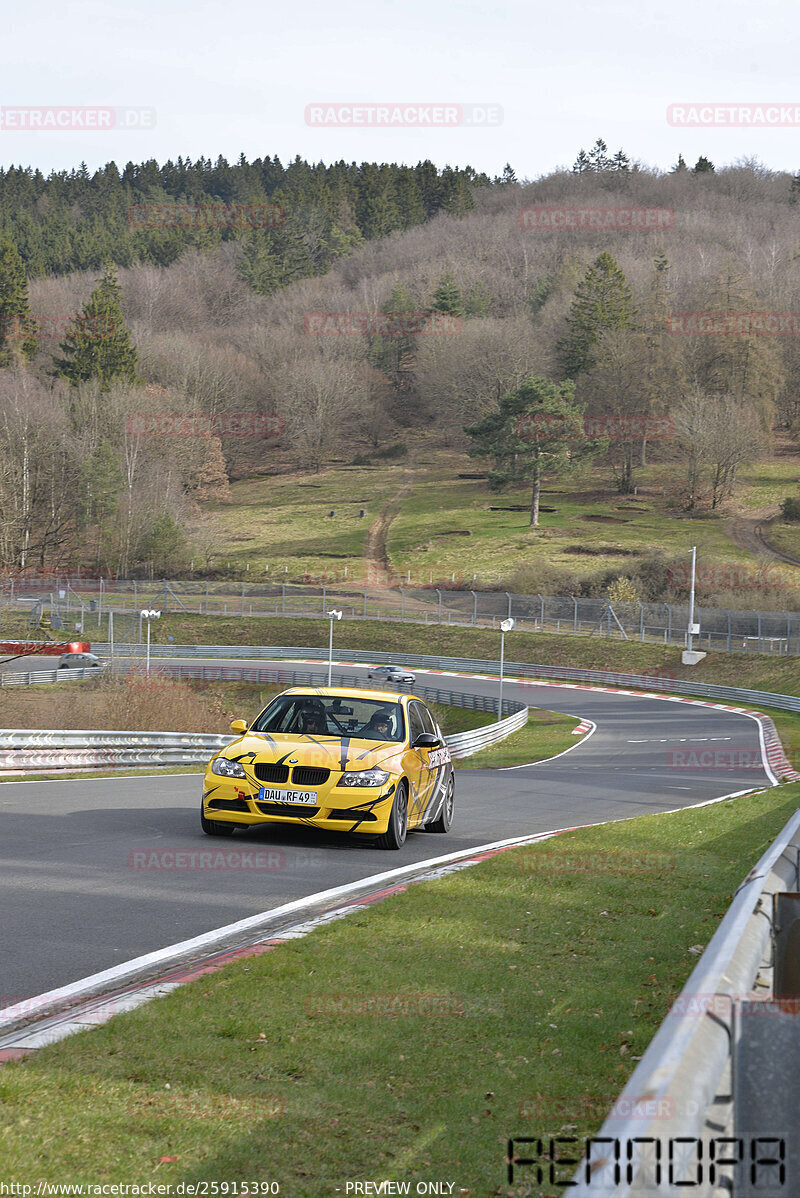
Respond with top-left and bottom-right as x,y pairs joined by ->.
1,782 -> 798,1193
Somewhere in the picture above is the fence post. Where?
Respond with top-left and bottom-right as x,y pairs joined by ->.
363,589 -> 367,618
436,589 -> 442,623
666,603 -> 672,644
727,610 -> 732,653
470,590 -> 477,624
400,588 -> 405,620
538,594 -> 544,630
205,580 -> 209,614
572,596 -> 578,632
241,583 -> 245,616
281,584 -> 286,615
505,592 -> 512,620
638,601 -> 645,640
321,585 -> 326,615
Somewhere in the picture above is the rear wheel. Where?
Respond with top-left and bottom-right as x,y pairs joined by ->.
425,775 -> 454,833
201,798 -> 237,837
376,781 -> 408,850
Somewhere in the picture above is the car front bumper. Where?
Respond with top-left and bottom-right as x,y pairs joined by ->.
202,780 -> 398,835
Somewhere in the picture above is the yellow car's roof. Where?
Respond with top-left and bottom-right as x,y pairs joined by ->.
282,685 -> 412,703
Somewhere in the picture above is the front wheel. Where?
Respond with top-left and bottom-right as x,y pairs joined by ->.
425,775 -> 454,833
201,798 -> 237,837
376,782 -> 408,850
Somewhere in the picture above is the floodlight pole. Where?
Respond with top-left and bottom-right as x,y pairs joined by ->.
327,609 -> 342,686
499,617 -> 515,716
687,546 -> 697,654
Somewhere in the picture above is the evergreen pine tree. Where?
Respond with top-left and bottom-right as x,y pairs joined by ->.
557,252 -> 637,378
0,235 -> 37,366
693,156 -> 715,173
671,153 -> 688,173
54,265 -> 139,389
465,376 -> 595,527
430,273 -> 463,317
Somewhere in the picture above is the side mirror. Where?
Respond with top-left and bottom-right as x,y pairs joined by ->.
413,732 -> 440,749
229,719 -> 248,735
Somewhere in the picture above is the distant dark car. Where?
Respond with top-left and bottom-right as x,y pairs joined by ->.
58,652 -> 103,671
366,663 -> 416,685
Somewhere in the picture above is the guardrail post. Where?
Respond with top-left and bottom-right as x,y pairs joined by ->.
728,610 -> 732,652
321,585 -> 326,615
470,590 -> 477,625
666,603 -> 672,644
638,601 -> 644,640
400,588 -> 405,620
572,596 -> 578,632
363,589 -> 367,618
538,594 -> 544,630
436,589 -> 442,623
281,584 -> 286,615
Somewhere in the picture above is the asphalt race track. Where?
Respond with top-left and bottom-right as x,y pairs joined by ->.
0,661 -> 774,1003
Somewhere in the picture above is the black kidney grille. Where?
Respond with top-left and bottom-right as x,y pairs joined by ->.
254,762 -> 290,783
292,766 -> 330,787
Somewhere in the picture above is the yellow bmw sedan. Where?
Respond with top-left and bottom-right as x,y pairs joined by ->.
201,686 -> 455,850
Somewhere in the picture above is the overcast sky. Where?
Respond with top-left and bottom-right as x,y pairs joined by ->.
3,0 -> 800,177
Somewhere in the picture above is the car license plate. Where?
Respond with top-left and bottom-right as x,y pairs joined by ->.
258,787 -> 317,805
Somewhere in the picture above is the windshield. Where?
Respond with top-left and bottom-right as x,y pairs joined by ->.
251,695 -> 406,742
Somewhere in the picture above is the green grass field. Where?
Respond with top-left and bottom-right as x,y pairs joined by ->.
188,447 -> 800,599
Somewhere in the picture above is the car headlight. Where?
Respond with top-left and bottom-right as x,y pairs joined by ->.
338,768 -> 391,788
211,756 -> 246,778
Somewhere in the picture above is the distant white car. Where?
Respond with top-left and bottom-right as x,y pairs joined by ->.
366,663 -> 416,685
58,652 -> 103,671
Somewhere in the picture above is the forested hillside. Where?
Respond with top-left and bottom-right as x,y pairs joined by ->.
1,147 -> 799,581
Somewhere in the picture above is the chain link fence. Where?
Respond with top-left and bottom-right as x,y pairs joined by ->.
2,575 -> 799,655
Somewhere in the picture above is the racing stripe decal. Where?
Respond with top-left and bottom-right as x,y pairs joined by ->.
339,737 -> 351,772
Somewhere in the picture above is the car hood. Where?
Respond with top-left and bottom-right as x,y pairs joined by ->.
222,732 -> 403,773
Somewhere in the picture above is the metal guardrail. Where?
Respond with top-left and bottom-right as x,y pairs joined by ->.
0,666 -> 102,686
568,809 -> 800,1197
0,665 -> 529,770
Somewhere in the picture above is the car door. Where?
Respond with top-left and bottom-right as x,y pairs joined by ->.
403,701 -> 435,828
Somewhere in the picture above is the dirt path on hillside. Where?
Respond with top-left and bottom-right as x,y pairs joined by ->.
724,431 -> 800,566
363,474 -> 414,589
725,504 -> 783,559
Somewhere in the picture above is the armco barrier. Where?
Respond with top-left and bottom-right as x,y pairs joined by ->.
567,809 -> 800,1197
